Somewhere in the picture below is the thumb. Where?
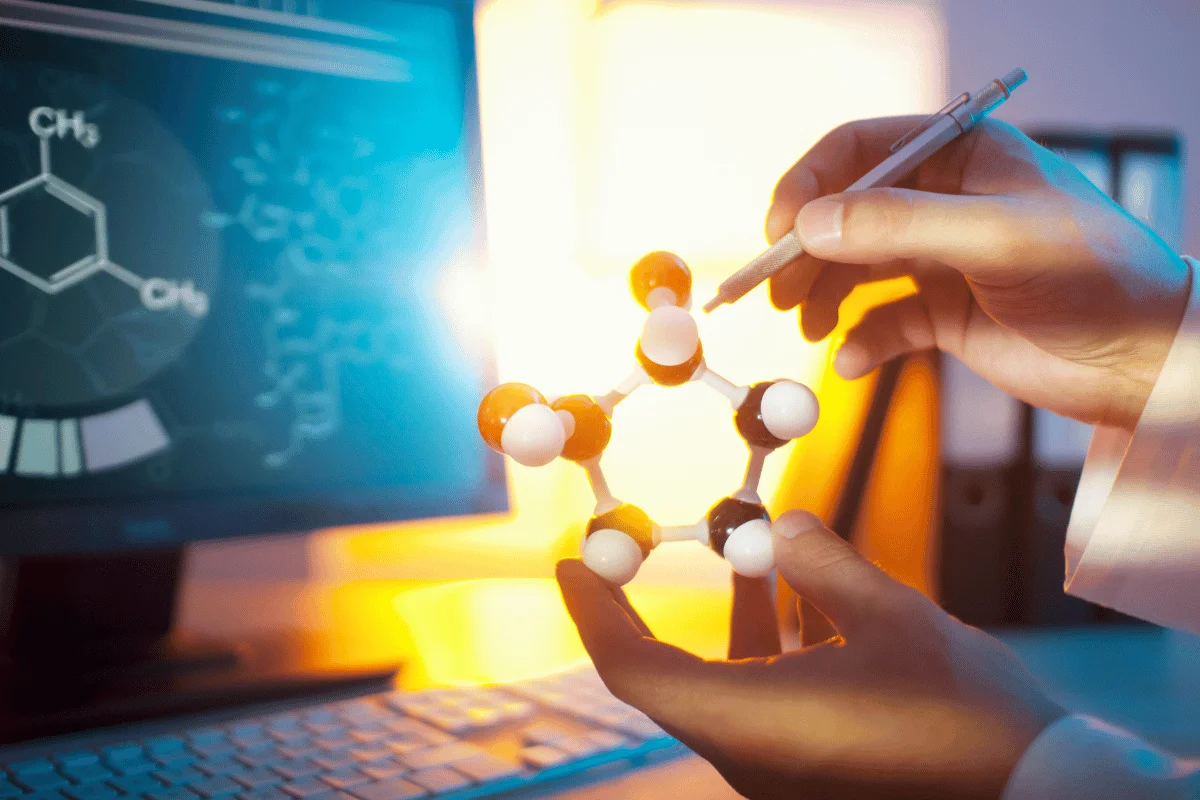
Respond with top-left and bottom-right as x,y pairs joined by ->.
772,510 -> 909,638
794,188 -> 1035,276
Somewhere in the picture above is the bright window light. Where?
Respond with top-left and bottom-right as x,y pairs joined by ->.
341,0 -> 945,587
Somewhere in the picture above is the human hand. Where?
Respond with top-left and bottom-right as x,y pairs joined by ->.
556,511 -> 1065,800
766,117 -> 1190,429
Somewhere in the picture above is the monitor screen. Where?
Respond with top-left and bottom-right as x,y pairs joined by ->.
0,0 -> 505,554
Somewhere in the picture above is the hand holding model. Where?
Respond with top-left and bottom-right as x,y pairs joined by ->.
477,252 -> 820,585
558,511 -> 1066,800
767,117 -> 1190,428
554,119 -> 1200,798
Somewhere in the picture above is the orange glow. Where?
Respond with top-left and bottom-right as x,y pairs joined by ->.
854,353 -> 940,598
330,0 -> 945,585
388,579 -> 731,688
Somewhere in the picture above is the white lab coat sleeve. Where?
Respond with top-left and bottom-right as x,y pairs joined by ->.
1002,256 -> 1200,799
1003,715 -> 1200,800
1061,255 -> 1200,633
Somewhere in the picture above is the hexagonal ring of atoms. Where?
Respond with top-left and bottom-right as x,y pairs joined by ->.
477,251 -> 819,586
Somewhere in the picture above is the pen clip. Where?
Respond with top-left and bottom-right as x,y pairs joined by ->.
889,92 -> 970,153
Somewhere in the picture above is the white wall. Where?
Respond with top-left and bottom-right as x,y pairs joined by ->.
944,0 -> 1200,255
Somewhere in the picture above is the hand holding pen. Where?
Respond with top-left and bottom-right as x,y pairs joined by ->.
728,69 -> 1189,430
704,69 -> 1029,313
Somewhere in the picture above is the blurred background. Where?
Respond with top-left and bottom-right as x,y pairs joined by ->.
184,0 -> 1197,691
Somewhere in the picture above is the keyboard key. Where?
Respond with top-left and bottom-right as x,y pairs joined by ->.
519,722 -> 570,746
403,712 -> 469,736
265,715 -> 303,732
235,748 -> 283,770
269,761 -> 320,782
518,746 -> 569,771
395,744 -> 486,771
193,760 -> 243,778
349,779 -> 427,800
102,745 -> 146,765
113,759 -> 158,776
144,739 -> 187,757
272,746 -> 316,762
611,715 -> 667,740
190,777 -> 243,799
300,710 -> 338,726
452,755 -> 520,783
406,768 -> 468,795
464,708 -> 505,728
584,730 -> 626,752
107,774 -> 165,795
186,730 -> 227,745
357,760 -> 407,782
345,731 -> 385,746
56,752 -> 100,769
556,736 -> 603,759
9,759 -> 56,775
228,725 -> 266,741
237,789 -> 290,800
189,744 -> 236,760
498,701 -> 536,722
151,753 -> 197,769
145,788 -> 202,800
0,780 -> 24,799
278,780 -> 330,800
15,771 -> 69,791
309,754 -> 355,773
26,791 -> 71,800
154,767 -> 205,786
337,708 -> 386,727
230,769 -> 282,792
345,750 -> 389,766
310,737 -> 354,754
63,783 -> 119,800
380,722 -> 450,747
63,766 -> 113,784
316,770 -> 369,792
377,740 -> 422,759
300,724 -> 345,738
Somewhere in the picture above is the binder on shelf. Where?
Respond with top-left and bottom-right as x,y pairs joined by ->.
937,353 -> 1026,626
1021,130 -> 1184,626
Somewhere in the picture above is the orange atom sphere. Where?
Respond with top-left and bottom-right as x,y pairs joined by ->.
629,251 -> 692,310
477,382 -> 547,453
551,395 -> 612,462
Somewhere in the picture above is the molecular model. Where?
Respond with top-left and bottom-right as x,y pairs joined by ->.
472,253 -> 820,585
477,252 -> 820,586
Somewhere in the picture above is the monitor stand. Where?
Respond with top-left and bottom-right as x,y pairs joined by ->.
0,548 -> 398,745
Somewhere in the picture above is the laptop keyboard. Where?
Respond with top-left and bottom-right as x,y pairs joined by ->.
0,668 -> 683,800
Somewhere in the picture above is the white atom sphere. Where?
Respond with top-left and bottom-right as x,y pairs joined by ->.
639,306 -> 699,367
645,286 -> 679,310
555,408 -> 576,440
500,402 -> 565,467
761,380 -> 820,441
581,529 -> 643,586
723,519 -> 776,578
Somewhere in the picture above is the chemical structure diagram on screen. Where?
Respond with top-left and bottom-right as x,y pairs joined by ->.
203,80 -> 406,469
0,107 -> 209,317
478,252 -> 821,585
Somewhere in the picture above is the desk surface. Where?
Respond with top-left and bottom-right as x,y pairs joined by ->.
178,578 -> 1200,797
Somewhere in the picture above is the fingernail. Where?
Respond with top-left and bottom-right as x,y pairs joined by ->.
773,510 -> 822,540
795,198 -> 843,252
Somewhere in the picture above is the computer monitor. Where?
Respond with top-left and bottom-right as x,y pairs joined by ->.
0,0 -> 502,731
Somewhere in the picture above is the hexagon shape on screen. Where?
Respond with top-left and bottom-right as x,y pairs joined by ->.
0,174 -> 106,294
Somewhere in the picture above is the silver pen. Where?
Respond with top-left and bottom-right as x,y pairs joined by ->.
702,67 -> 1028,313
